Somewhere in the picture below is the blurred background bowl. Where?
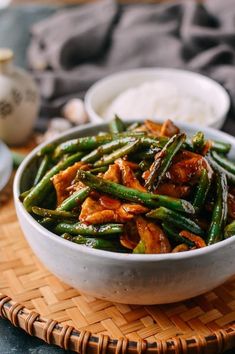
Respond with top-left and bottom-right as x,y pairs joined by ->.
85,68 -> 230,129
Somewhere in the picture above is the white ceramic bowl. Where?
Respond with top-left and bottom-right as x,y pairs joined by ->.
14,121 -> 235,305
85,68 -> 230,129
0,140 -> 12,191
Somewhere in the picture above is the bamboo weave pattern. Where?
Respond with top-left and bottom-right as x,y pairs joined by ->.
0,179 -> 235,353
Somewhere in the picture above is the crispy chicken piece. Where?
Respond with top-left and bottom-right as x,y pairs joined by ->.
155,183 -> 190,198
172,150 -> 203,163
168,155 -> 212,184
142,170 -> 150,181
136,216 -> 171,254
103,164 -> 121,183
79,197 -> 104,222
202,139 -> 212,156
100,195 -> 121,210
84,205 -> 133,224
115,158 -> 146,192
160,119 -> 180,137
122,203 -> 149,214
80,196 -> 147,224
144,120 -> 162,137
179,230 -> 206,248
85,209 -> 130,224
172,244 -> 189,252
52,162 -> 88,206
120,221 -> 140,250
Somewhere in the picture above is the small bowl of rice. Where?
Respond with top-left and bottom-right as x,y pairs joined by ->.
85,68 -> 230,129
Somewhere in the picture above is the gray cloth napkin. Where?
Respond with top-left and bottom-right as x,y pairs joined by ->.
27,0 -> 235,116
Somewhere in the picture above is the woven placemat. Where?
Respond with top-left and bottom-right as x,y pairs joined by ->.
0,176 -> 235,354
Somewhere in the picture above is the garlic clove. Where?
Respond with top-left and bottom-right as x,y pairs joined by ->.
63,98 -> 89,125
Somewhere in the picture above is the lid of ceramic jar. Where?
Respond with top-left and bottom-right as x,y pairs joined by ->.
0,48 -> 13,74
0,48 -> 13,62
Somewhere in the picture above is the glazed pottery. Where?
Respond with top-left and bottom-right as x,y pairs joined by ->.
0,48 -> 39,145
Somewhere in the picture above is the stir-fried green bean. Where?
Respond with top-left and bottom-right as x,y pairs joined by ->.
76,170 -> 195,213
55,222 -> 124,236
32,206 -> 77,220
145,133 -> 186,192
21,117 -> 235,254
193,169 -> 211,212
55,132 -> 146,156
224,221 -> 235,239
207,172 -> 228,245
34,155 -> 51,186
94,140 -> 140,167
147,207 -> 204,237
23,152 -> 84,211
62,233 -> 124,252
207,154 -> 235,185
211,150 -> 235,174
57,187 -> 90,211
109,115 -> 126,134
211,140 -> 231,154
81,137 -> 135,163
192,131 -> 204,153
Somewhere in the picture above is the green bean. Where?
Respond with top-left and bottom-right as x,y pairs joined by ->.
193,169 -> 211,212
23,152 -> 83,212
211,141 -> 231,154
89,166 -> 108,174
109,115 -> 126,134
57,187 -> 90,211
76,170 -> 195,214
141,136 -> 168,149
224,221 -> 235,239
192,131 -> 204,152
55,132 -> 146,156
133,146 -> 160,162
127,122 -> 141,131
81,137 -> 135,163
211,150 -> 235,174
145,133 -> 186,192
94,140 -> 140,167
55,222 -> 124,236
38,143 -> 57,157
207,172 -> 228,245
39,187 -> 90,225
207,155 -> 235,185
147,207 -> 204,237
162,223 -> 194,247
34,155 -> 51,186
12,151 -> 25,168
62,233 -> 123,252
19,188 -> 33,202
32,206 -> 77,220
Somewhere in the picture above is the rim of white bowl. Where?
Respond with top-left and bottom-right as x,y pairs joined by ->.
85,67 -> 230,124
14,120 -> 235,262
0,140 -> 12,192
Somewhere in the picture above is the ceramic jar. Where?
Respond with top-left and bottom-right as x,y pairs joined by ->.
0,48 -> 39,145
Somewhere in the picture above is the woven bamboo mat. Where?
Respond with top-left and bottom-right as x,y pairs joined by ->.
0,174 -> 235,353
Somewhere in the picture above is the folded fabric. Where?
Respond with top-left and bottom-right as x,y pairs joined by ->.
27,0 -> 235,116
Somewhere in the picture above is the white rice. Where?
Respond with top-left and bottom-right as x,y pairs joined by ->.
103,81 -> 215,125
